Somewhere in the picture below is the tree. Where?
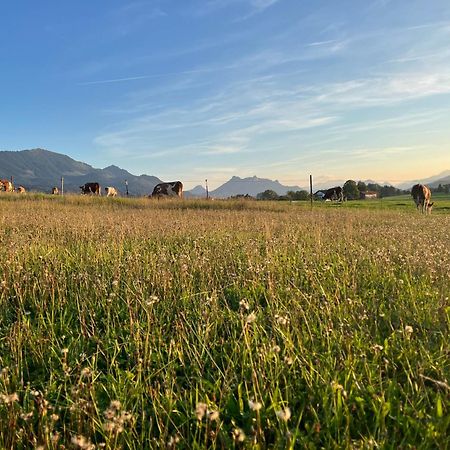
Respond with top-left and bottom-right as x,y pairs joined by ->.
343,180 -> 359,200
357,181 -> 367,192
286,190 -> 309,200
257,190 -> 279,200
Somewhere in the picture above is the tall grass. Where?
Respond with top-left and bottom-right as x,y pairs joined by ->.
0,197 -> 449,448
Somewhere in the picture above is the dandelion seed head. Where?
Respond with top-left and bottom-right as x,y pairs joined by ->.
248,399 -> 262,411
80,367 -> 91,377
276,407 -> 291,422
0,392 -> 19,404
168,434 -> 180,446
239,299 -> 250,310
208,409 -> 219,421
195,402 -> 208,420
110,400 -> 121,410
232,427 -> 246,442
246,312 -> 257,324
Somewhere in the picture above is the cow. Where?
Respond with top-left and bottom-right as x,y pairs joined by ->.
16,185 -> 26,193
80,182 -> 101,195
322,186 -> 344,202
0,180 -> 14,192
105,186 -> 118,197
51,187 -> 59,195
151,181 -> 183,198
411,184 -> 433,214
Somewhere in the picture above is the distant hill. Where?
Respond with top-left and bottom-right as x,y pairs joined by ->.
207,176 -> 304,198
429,175 -> 450,188
397,170 -> 450,190
184,185 -> 207,198
0,149 -> 162,195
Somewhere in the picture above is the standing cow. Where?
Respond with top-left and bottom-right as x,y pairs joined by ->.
151,181 -> 183,198
0,179 -> 14,192
80,182 -> 101,195
105,186 -> 118,197
323,186 -> 344,202
411,184 -> 433,214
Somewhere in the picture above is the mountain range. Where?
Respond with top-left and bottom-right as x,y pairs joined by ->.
0,149 -> 448,197
396,170 -> 450,190
0,149 -> 162,196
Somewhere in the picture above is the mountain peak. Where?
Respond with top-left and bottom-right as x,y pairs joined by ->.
203,175 -> 304,198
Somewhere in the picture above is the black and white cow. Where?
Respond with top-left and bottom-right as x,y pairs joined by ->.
151,181 -> 183,198
322,186 -> 343,202
80,182 -> 101,195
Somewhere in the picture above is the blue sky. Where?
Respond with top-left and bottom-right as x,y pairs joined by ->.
1,0 -> 450,188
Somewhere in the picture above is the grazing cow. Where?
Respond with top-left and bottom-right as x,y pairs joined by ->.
51,187 -> 59,195
322,186 -> 344,202
411,184 -> 434,214
80,182 -> 101,195
151,181 -> 183,198
0,180 -> 14,192
16,185 -> 26,193
105,186 -> 118,197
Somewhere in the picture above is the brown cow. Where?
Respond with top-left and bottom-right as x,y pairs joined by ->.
0,180 -> 14,192
16,185 -> 26,193
151,181 -> 183,198
411,184 -> 434,214
80,182 -> 101,195
51,187 -> 59,195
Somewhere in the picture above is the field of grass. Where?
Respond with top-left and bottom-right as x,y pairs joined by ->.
0,195 -> 449,449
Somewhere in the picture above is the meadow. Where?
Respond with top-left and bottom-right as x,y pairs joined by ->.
0,195 -> 449,449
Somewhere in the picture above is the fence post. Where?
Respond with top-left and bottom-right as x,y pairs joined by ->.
205,179 -> 209,200
61,177 -> 64,196
310,174 -> 313,208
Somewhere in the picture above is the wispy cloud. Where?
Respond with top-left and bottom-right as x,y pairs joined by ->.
193,0 -> 280,19
78,68 -> 216,86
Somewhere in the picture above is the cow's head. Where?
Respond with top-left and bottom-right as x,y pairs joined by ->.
427,202 -> 434,213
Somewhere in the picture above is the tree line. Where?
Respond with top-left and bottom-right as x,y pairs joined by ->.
256,180 -> 411,201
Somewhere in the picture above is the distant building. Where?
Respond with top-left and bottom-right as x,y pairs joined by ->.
360,191 -> 378,199
313,190 -> 325,200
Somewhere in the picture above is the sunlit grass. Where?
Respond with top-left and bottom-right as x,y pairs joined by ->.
0,196 -> 449,448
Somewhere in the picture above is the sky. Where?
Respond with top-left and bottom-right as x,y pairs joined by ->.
1,0 -> 450,189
